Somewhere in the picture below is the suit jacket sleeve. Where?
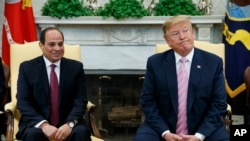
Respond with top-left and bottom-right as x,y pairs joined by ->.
0,58 -> 6,108
16,57 -> 48,127
140,52 -> 172,135
59,58 -> 88,123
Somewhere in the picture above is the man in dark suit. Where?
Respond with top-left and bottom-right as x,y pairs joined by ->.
0,58 -> 6,140
133,15 -> 229,141
16,27 -> 91,141
0,58 -> 6,107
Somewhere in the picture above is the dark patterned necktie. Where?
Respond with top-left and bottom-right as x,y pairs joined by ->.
50,64 -> 59,126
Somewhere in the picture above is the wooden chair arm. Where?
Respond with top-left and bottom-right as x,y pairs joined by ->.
87,101 -> 102,139
223,104 -> 233,133
5,110 -> 14,141
87,101 -> 96,112
4,102 -> 16,114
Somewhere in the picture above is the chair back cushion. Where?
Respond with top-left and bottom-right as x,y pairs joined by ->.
155,40 -> 225,68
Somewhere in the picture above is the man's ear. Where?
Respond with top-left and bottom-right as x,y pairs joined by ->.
39,42 -> 44,50
164,35 -> 169,43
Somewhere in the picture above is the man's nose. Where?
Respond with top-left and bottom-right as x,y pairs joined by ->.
179,31 -> 186,39
54,45 -> 61,50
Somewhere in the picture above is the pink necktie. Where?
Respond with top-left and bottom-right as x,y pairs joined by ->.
50,64 -> 59,126
176,57 -> 188,135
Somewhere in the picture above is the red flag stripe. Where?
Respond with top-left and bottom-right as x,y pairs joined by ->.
2,0 -> 37,66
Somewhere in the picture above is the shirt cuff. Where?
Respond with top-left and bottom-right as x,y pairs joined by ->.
35,120 -> 48,128
195,132 -> 205,141
162,130 -> 170,138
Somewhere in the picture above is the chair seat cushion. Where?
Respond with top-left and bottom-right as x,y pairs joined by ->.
91,135 -> 104,141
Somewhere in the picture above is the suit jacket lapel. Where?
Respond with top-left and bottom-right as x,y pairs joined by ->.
37,56 -> 50,106
165,51 -> 178,114
187,49 -> 202,111
59,58 -> 64,102
58,58 -> 68,104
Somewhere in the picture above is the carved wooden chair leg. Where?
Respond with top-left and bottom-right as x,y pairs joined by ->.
223,105 -> 233,133
5,110 -> 14,141
89,105 -> 102,138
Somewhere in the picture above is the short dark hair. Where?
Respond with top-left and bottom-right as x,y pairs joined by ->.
39,27 -> 64,44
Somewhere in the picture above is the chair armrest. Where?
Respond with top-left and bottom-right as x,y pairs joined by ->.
91,135 -> 104,141
87,101 -> 102,139
4,101 -> 16,114
224,104 -> 233,133
5,110 -> 14,141
87,101 -> 96,112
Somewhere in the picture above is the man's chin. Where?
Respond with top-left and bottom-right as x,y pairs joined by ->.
51,56 -> 62,62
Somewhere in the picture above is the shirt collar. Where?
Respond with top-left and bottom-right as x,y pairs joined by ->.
174,48 -> 194,64
43,56 -> 61,68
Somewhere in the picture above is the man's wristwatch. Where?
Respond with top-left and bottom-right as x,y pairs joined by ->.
67,121 -> 75,128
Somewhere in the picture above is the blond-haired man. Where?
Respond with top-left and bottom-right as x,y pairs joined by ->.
134,15 -> 229,141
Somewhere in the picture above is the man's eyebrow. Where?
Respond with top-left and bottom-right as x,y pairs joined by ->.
47,41 -> 63,44
47,41 -> 63,43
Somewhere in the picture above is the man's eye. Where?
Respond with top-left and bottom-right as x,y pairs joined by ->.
48,43 -> 56,46
58,43 -> 63,47
171,32 -> 179,37
172,32 -> 178,36
47,43 -> 63,47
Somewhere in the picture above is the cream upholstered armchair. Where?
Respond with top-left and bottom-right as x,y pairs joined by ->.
4,41 -> 103,141
155,40 -> 232,132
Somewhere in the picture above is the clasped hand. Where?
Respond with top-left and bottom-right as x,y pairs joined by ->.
40,122 -> 72,141
163,132 -> 201,141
